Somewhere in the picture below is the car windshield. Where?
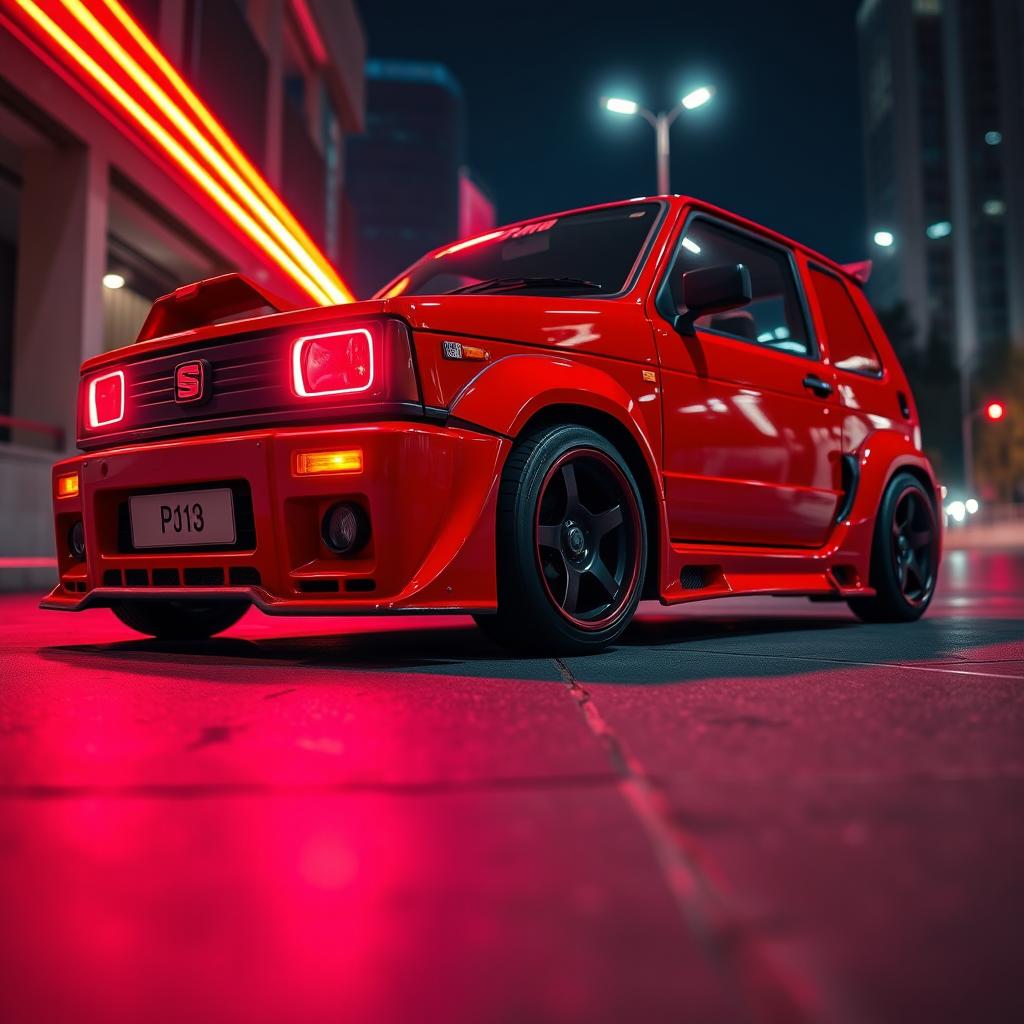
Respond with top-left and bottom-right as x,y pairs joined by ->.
377,202 -> 663,298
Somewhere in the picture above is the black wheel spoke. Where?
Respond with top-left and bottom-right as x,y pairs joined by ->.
536,524 -> 562,549
588,555 -> 618,598
561,462 -> 580,514
909,527 -> 931,550
563,566 -> 581,614
912,550 -> 931,587
589,504 -> 623,541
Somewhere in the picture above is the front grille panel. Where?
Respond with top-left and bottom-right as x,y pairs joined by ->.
78,319 -> 424,449
123,334 -> 289,424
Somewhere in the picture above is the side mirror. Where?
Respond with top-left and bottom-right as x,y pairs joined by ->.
675,263 -> 752,334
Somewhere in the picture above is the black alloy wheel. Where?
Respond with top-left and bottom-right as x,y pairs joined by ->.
848,471 -> 938,623
474,425 -> 647,653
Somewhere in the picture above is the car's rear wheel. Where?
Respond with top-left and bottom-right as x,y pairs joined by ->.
112,599 -> 249,640
474,425 -> 647,653
847,472 -> 938,623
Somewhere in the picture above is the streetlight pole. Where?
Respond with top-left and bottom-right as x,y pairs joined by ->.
603,86 -> 715,195
654,112 -> 671,196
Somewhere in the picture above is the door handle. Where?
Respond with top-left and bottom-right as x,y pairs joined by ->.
802,374 -> 833,397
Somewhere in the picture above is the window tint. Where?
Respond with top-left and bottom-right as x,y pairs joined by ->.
385,203 -> 662,298
663,219 -> 812,357
808,267 -> 883,376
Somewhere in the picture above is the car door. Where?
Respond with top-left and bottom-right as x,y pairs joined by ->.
650,214 -> 842,548
804,263 -> 914,458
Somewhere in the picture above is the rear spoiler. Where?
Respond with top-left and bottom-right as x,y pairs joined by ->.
841,260 -> 872,285
135,273 -> 300,343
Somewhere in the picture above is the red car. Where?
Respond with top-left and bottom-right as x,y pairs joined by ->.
45,196 -> 941,652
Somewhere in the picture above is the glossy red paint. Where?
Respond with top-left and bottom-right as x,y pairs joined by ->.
44,196 -> 941,623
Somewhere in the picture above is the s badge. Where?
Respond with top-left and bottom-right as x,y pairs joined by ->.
174,359 -> 211,405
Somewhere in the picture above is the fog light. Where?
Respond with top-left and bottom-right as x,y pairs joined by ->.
68,520 -> 86,561
321,502 -> 369,556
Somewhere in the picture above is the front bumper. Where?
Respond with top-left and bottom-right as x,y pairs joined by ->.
43,422 -> 507,615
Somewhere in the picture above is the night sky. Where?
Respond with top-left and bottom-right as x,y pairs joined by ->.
359,0 -> 867,264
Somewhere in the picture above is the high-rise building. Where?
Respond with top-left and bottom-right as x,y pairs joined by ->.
0,0 -> 366,589
345,60 -> 495,298
857,0 -> 1024,365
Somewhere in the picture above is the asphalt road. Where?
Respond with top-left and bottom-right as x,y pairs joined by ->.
0,549 -> 1021,1024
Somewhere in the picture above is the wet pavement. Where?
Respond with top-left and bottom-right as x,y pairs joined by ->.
0,549 -> 1021,1023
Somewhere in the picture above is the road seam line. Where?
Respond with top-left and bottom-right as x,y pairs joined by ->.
553,655 -> 861,1024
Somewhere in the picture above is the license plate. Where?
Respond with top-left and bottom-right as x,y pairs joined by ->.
129,488 -> 236,549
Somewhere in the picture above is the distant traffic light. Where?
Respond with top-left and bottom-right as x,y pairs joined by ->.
984,401 -> 1006,422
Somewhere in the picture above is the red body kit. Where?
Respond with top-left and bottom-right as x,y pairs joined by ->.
44,196 -> 941,620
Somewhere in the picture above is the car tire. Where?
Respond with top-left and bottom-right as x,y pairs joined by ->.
847,471 -> 938,623
474,424 -> 647,654
112,599 -> 249,640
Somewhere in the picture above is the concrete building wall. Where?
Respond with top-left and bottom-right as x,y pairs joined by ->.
0,0 -> 364,591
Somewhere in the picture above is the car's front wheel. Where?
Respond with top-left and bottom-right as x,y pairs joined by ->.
847,471 -> 938,623
474,425 -> 647,653
112,599 -> 249,640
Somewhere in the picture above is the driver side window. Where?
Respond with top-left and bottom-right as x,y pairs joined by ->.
663,219 -> 813,357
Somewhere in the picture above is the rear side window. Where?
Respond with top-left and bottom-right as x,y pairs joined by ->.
808,267 -> 883,376
661,218 -> 813,357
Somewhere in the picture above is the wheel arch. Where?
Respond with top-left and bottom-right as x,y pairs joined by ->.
849,432 -> 943,572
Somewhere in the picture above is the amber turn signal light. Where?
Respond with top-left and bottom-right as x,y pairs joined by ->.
56,473 -> 80,499
293,449 -> 364,476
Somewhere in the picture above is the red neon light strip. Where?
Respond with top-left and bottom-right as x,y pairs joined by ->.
65,0 -> 345,304
290,0 -> 328,65
11,0 -> 352,305
96,0 -> 350,301
0,558 -> 58,568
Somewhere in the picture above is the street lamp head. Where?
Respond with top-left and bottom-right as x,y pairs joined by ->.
681,85 -> 715,110
604,96 -> 639,115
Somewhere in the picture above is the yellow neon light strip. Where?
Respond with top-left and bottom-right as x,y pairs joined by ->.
97,0 -> 345,299
63,0 -> 348,305
14,0 -> 351,305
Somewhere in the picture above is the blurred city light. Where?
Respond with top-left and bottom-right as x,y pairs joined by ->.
984,401 -> 1006,422
926,220 -> 952,239
965,498 -> 980,515
681,86 -> 714,110
102,272 -> 126,290
946,500 -> 967,523
604,97 -> 639,115
984,130 -> 1003,145
873,230 -> 894,247
983,199 -> 1005,216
